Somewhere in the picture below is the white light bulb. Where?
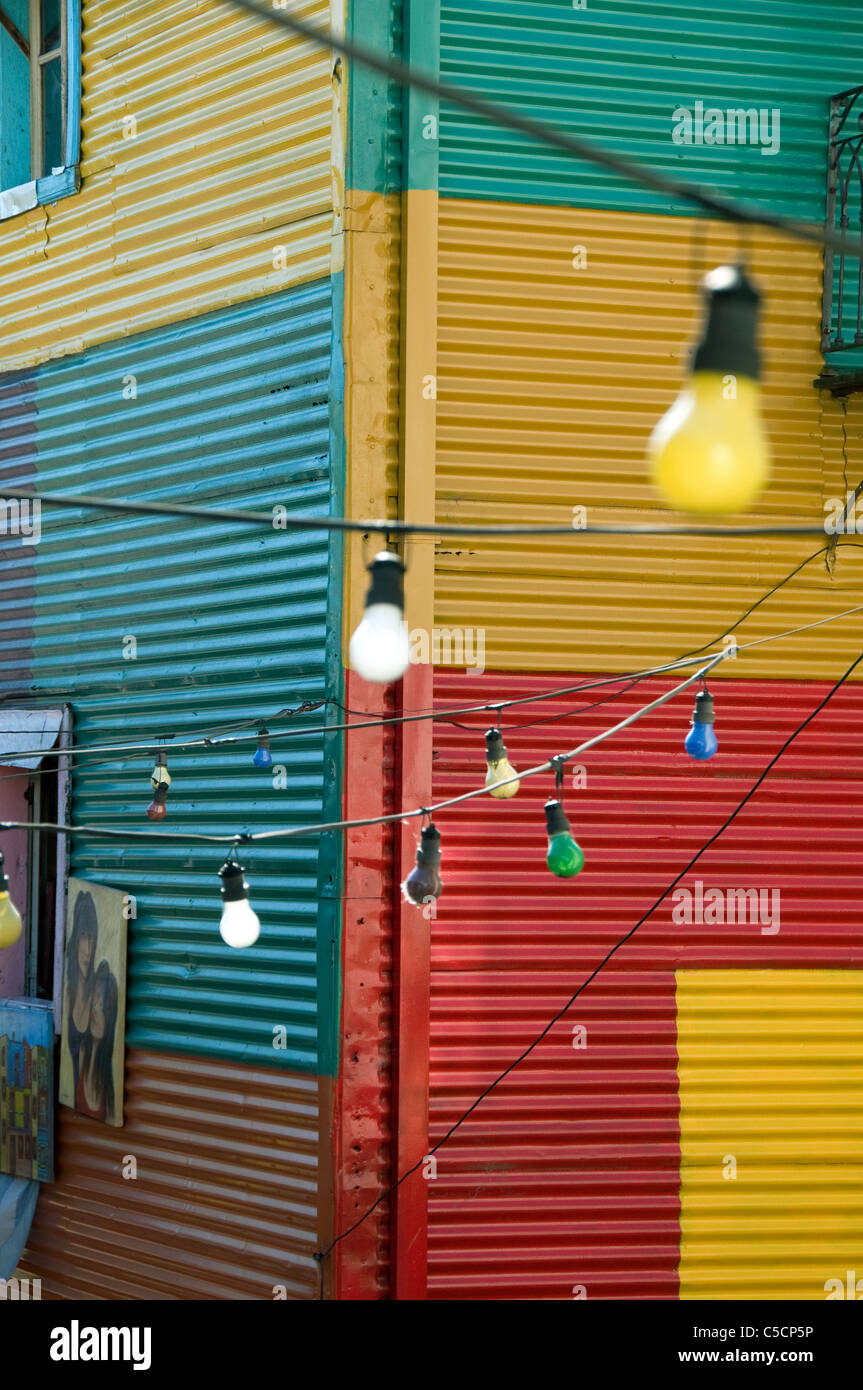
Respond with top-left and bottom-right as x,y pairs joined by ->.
219,899 -> 261,949
486,757 -> 520,798
349,604 -> 410,683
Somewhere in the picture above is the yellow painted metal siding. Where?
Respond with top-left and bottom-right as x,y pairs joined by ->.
677,970 -> 863,1300
435,200 -> 863,677
0,0 -> 335,370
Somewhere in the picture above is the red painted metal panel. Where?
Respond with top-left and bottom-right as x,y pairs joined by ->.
428,971 -> 680,1299
333,665 -> 433,1300
391,663 -> 433,1299
431,671 -> 863,972
333,671 -> 396,1299
425,669 -> 863,1298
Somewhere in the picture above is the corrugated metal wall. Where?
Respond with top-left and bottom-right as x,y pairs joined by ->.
428,971 -> 680,1299
1,283 -> 341,1073
435,202 -> 863,676
678,970 -> 863,1300
19,1048 -> 323,1299
360,0 -> 863,1303
426,671 -> 863,1296
333,672 -> 396,1299
0,0 -> 334,371
0,368 -> 37,692
439,0 -> 863,220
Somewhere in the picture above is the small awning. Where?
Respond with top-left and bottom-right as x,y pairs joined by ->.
0,710 -> 65,770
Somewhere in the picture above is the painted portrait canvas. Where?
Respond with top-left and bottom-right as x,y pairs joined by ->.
59,879 -> 127,1128
0,998 -> 54,1182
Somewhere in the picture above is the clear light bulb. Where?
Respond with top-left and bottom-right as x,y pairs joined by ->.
150,759 -> 171,790
0,852 -> 22,949
349,551 -> 410,684
485,728 -> 520,798
685,689 -> 718,761
252,728 -> 273,769
544,800 -> 585,879
218,859 -> 261,949
648,265 -> 769,514
402,823 -> 443,907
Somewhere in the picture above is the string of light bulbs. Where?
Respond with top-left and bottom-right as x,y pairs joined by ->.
312,643 -> 863,1273
0,653 -> 725,950
5,586 -> 863,776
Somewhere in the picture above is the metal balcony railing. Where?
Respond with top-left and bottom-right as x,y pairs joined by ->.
822,84 -> 863,353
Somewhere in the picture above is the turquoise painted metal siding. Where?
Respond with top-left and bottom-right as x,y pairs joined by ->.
0,282 -> 343,1074
439,0 -> 863,221
0,368 -> 37,692
346,0 -> 403,194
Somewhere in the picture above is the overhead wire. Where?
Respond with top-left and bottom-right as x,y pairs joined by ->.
0,653 -> 726,844
315,644 -> 863,1263
2,586 -> 863,774
226,0 -> 863,259
0,483 -> 853,539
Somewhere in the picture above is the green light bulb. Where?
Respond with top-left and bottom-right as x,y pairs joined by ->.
544,800 -> 584,878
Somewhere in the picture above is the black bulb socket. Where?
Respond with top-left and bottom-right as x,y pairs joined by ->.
416,822 -> 441,871
692,691 -> 715,724
0,851 -> 10,894
219,860 -> 250,904
544,799 -> 571,837
692,265 -> 761,381
485,728 -> 509,764
365,551 -> 405,612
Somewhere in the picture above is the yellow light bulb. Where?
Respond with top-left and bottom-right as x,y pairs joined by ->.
485,728 -> 520,798
648,371 -> 769,514
0,891 -> 23,949
648,264 -> 770,515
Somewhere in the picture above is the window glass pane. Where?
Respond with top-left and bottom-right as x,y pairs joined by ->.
42,56 -> 63,174
0,10 -> 32,188
41,0 -> 62,53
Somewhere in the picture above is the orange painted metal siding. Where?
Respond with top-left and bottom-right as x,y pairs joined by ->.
19,1049 -> 322,1299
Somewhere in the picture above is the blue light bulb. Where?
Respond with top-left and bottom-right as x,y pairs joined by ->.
252,728 -> 272,769
685,690 -> 718,761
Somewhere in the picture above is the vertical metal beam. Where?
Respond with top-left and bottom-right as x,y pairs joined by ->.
390,0 -> 439,1302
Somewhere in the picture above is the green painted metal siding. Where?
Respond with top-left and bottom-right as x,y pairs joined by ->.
439,0 -> 863,221
1,283 -> 343,1074
346,0 -> 403,193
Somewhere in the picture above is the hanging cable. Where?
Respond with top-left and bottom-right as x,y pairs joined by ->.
3,593 -> 863,772
313,643 -> 863,1264
0,653 -> 725,845
224,0 -> 862,259
0,483 -> 851,539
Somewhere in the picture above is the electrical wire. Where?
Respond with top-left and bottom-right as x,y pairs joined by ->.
676,539 -> 863,661
0,484 -> 852,539
3,587 -> 863,772
225,0 -> 863,260
0,654 -> 724,845
0,652 -> 723,766
314,643 -> 863,1264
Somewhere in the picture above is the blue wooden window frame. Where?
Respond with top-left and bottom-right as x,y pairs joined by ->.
35,0 -> 82,207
